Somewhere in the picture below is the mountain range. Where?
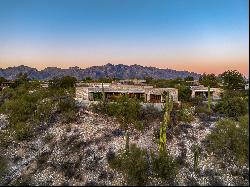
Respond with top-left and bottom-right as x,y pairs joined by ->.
0,63 -> 201,80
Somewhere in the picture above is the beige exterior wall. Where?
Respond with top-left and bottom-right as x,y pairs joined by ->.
75,84 -> 179,103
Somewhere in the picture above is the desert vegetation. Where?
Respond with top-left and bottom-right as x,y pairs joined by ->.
0,69 -> 249,186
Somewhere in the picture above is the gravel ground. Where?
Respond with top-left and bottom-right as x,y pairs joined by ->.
0,109 -> 249,186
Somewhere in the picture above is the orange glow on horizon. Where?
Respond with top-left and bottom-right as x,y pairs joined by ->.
0,55 -> 248,77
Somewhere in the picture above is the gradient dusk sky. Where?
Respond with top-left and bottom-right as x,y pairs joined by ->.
0,0 -> 249,76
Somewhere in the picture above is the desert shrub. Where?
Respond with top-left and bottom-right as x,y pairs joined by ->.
151,151 -> 178,181
13,122 -> 34,141
108,144 -> 149,185
48,76 -> 76,90
191,95 -> 204,106
176,105 -> 194,123
0,78 -> 78,143
214,96 -> 248,120
153,128 -> 160,143
115,95 -> 141,127
106,102 -> 118,116
176,85 -> 192,102
43,133 -> 54,143
206,115 -> 249,166
0,156 -> 8,177
0,131 -> 12,148
58,96 -> 77,123
1,93 -> 40,126
37,152 -> 50,169
194,104 -> 210,114
139,105 -> 163,124
133,120 -> 144,131
61,110 -> 77,124
35,99 -> 54,123
91,95 -> 143,130
11,175 -> 32,186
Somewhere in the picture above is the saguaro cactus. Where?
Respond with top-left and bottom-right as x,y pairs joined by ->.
102,82 -> 105,103
208,85 -> 211,113
169,95 -> 173,114
159,92 -> 172,153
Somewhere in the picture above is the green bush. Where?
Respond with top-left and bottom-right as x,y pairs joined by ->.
0,131 -> 12,148
0,156 -> 8,177
0,77 -> 78,143
35,99 -> 54,123
139,105 -> 163,125
191,95 -> 204,106
194,104 -> 210,114
37,152 -> 50,169
151,151 -> 178,181
176,85 -> 192,102
57,96 -> 77,123
176,105 -> 194,123
61,110 -> 77,124
1,94 -> 39,126
48,76 -> 76,90
133,120 -> 144,131
91,95 -> 142,130
214,96 -> 248,120
108,144 -> 149,186
206,115 -> 249,166
11,175 -> 32,186
43,133 -> 54,143
13,122 -> 34,141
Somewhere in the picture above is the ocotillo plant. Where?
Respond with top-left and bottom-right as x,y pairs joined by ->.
159,92 -> 173,153
208,85 -> 211,113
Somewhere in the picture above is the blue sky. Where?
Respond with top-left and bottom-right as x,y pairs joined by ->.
0,0 -> 249,75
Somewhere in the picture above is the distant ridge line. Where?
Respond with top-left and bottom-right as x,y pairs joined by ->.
0,63 -> 201,80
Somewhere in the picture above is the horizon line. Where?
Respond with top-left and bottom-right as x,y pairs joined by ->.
0,63 -> 248,77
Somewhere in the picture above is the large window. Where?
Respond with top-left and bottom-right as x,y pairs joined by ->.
150,94 -> 161,103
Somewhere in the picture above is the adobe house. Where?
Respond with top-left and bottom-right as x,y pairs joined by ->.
76,84 -> 178,103
190,86 -> 222,100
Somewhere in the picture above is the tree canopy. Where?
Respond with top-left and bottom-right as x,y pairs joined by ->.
199,73 -> 219,87
219,70 -> 246,90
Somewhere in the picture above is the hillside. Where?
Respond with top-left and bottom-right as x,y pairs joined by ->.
0,108 -> 248,186
0,64 -> 200,80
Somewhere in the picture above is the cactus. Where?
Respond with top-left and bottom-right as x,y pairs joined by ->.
125,130 -> 130,154
102,82 -> 105,103
159,92 -> 171,153
193,145 -> 199,171
208,85 -> 211,113
169,95 -> 173,114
